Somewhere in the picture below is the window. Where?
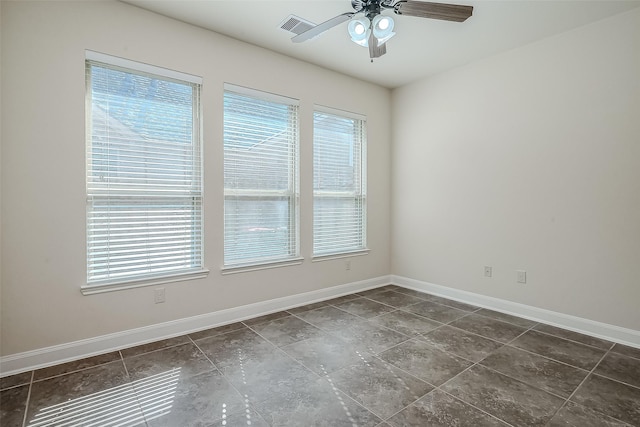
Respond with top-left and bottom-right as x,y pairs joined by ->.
85,51 -> 205,292
313,107 -> 367,257
223,85 -> 300,269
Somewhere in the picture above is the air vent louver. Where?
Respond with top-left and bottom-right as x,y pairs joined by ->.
279,15 -> 316,35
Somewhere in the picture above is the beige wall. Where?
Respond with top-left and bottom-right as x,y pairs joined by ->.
392,8 -> 640,330
0,1 -> 391,356
3,0 -> 638,359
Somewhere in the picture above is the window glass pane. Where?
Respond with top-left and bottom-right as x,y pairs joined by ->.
224,199 -> 292,263
313,197 -> 365,255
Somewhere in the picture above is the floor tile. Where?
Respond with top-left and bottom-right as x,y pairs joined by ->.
34,351 -> 121,381
510,330 -> 606,370
548,401 -> 631,426
334,297 -> 397,319
194,327 -> 275,372
328,356 -> 433,419
295,305 -> 362,331
378,338 -> 472,386
286,301 -> 330,314
449,313 -> 527,343
252,376 -> 382,427
249,315 -> 324,347
533,324 -> 613,350
476,308 -> 537,328
0,384 -> 29,427
208,410 -> 270,427
331,319 -> 410,354
391,287 -> 431,300
442,364 -> 564,426
387,389 -> 508,427
594,351 -> 640,388
571,374 -> 640,426
365,290 -> 426,308
281,332 -> 371,375
12,290 -> 636,427
0,371 -> 31,391
325,294 -> 362,305
124,342 -> 215,381
424,295 -> 480,312
612,343 -> 640,360
187,322 -> 245,341
370,310 -> 442,336
420,325 -> 504,362
403,300 -> 470,323
241,310 -> 290,326
121,335 -> 191,359
217,348 -> 318,401
480,345 -> 588,398
357,287 -> 394,298
139,370 -> 246,427
26,361 -> 145,427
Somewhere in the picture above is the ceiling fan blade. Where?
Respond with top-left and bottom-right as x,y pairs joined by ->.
292,12 -> 354,43
394,1 -> 473,22
369,33 -> 387,59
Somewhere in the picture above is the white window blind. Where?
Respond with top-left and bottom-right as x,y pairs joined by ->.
313,108 -> 367,257
223,85 -> 300,268
85,54 -> 203,288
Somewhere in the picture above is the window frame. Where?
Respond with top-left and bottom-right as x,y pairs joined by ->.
82,51 -> 208,295
312,105 -> 368,260
222,84 -> 301,273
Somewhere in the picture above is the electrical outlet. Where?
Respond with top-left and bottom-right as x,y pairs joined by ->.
484,266 -> 492,278
345,260 -> 351,271
516,270 -> 527,284
154,288 -> 166,304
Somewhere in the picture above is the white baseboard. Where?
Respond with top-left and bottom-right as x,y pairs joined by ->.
0,276 -> 391,377
3,274 -> 638,378
392,275 -> 640,348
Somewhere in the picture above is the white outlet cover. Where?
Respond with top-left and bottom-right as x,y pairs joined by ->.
517,270 -> 527,284
484,266 -> 492,277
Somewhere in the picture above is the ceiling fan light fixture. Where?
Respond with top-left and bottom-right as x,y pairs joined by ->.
348,17 -> 371,46
372,15 -> 396,46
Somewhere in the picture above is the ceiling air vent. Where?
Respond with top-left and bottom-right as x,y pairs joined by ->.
279,15 -> 316,35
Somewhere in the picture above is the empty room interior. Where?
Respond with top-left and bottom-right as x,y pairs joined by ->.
1,0 -> 639,426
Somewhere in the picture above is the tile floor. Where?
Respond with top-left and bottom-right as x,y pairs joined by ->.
1,285 -> 640,426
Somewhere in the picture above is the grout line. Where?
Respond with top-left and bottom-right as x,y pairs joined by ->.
420,322 -> 508,346
477,363 -> 572,401
500,343 -> 592,372
543,346 -> 616,426
438,388 -> 517,427
20,370 -> 34,427
589,372 -> 640,391
249,308 -> 435,423
14,289 -> 638,426
187,331 -> 274,426
119,351 -> 129,377
31,353 -> 124,384
120,350 -> 151,427
529,327 -> 615,352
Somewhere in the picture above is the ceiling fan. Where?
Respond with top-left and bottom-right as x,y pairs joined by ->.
288,0 -> 473,61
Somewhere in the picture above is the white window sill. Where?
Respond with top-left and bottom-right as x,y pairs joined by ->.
81,269 -> 210,295
221,257 -> 304,275
312,249 -> 370,262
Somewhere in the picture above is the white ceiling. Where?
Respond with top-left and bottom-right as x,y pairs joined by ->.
123,0 -> 640,88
